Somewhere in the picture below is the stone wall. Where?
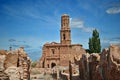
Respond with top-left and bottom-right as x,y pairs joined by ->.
0,55 -> 6,70
37,43 -> 86,69
4,53 -> 18,69
75,44 -> 120,80
100,44 -> 120,80
0,68 -> 10,80
0,47 -> 31,80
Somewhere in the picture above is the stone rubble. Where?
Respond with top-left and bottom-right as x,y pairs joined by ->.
0,47 -> 31,80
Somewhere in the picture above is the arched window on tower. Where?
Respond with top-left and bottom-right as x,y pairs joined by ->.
63,34 -> 66,40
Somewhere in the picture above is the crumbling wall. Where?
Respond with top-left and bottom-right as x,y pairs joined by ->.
0,47 -> 31,80
78,53 -> 101,80
102,45 -> 120,80
77,44 -> 120,80
88,53 -> 101,80
0,68 -> 10,80
4,53 -> 18,69
5,66 -> 20,80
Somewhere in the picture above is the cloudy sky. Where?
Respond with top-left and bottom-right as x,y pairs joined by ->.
0,0 -> 120,61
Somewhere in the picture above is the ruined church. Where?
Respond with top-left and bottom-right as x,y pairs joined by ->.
38,14 -> 86,68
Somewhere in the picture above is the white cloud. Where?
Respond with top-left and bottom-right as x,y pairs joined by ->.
106,7 -> 120,14
101,38 -> 120,47
71,18 -> 95,33
71,18 -> 84,28
82,27 -> 95,33
101,39 -> 110,44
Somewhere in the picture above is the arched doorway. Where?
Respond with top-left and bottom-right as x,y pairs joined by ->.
51,63 -> 56,68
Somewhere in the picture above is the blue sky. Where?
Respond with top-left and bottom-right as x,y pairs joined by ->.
0,0 -> 120,61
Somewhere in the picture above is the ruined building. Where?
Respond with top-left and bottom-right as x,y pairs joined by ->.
73,44 -> 120,80
38,14 -> 86,68
0,47 -> 31,80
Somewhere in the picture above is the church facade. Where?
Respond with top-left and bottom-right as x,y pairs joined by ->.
38,14 -> 86,68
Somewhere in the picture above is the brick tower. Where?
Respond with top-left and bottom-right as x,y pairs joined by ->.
38,14 -> 86,69
60,14 -> 71,45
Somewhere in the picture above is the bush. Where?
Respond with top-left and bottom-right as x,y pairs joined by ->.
31,61 -> 37,68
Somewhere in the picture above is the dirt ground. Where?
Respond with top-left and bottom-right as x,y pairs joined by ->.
30,68 -> 56,80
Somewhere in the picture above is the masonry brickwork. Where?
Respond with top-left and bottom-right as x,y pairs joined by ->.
0,47 -> 31,80
38,14 -> 86,69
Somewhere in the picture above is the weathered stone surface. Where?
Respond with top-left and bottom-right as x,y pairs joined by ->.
100,48 -> 109,80
88,53 -> 101,80
76,44 -> 120,80
0,50 -> 7,55
4,53 -> 18,69
0,55 -> 6,70
5,66 -> 20,80
78,53 -> 102,80
0,50 -> 7,70
0,68 -> 10,80
79,53 -> 90,80
100,44 -> 120,80
0,47 -> 31,80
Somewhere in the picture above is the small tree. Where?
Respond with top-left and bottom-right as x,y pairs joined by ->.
88,29 -> 101,53
31,61 -> 37,68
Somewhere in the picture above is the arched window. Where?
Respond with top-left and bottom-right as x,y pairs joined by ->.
51,63 -> 56,68
63,34 -> 66,40
51,49 -> 55,54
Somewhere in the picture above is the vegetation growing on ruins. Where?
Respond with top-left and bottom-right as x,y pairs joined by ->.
31,61 -> 37,68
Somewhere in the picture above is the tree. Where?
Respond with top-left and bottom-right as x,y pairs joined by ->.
88,29 -> 101,53
31,61 -> 37,68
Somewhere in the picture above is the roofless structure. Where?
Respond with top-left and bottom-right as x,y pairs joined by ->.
38,14 -> 86,68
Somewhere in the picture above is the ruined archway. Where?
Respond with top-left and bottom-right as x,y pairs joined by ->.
51,63 -> 56,68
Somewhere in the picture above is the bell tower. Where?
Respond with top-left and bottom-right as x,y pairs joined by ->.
60,14 -> 71,45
